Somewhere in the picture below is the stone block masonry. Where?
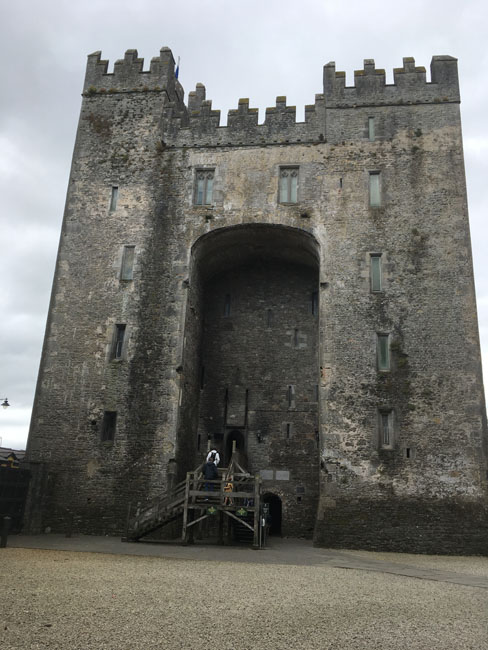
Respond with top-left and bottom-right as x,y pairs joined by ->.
26,48 -> 488,553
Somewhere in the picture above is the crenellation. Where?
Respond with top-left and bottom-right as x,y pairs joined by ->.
324,56 -> 460,107
83,46 -> 179,94
188,83 -> 206,111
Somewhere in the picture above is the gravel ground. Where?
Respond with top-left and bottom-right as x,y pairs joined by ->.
2,548 -> 487,650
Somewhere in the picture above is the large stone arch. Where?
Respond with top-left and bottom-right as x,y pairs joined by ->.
176,224 -> 321,537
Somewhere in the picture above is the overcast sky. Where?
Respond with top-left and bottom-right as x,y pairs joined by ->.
1,0 -> 487,449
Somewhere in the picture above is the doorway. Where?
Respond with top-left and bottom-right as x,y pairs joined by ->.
225,429 -> 246,466
263,492 -> 282,536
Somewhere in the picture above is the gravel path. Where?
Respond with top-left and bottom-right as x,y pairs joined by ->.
2,547 -> 487,650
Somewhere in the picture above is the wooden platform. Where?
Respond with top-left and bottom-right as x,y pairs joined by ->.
127,456 -> 263,548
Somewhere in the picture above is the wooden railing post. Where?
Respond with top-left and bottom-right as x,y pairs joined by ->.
123,502 -> 132,542
181,473 -> 191,543
253,475 -> 261,549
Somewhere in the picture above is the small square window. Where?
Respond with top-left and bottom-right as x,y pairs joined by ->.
120,246 -> 135,281
377,333 -> 390,371
101,411 -> 117,442
279,167 -> 298,203
369,172 -> 381,207
194,169 -> 214,205
370,254 -> 382,292
112,324 -> 126,360
379,409 -> 394,448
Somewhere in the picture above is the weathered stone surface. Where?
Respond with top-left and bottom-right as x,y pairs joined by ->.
26,49 -> 488,552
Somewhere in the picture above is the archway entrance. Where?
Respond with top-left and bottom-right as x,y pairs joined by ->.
263,493 -> 282,536
177,224 -> 321,537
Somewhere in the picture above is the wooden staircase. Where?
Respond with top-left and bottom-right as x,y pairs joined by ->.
126,454 -> 263,547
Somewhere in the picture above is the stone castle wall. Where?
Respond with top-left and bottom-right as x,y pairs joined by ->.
26,48 -> 488,552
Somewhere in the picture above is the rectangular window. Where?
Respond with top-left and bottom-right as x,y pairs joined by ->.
311,291 -> 318,316
101,411 -> 117,442
194,169 -> 214,205
370,254 -> 382,292
109,186 -> 119,212
120,246 -> 135,281
287,385 -> 296,408
282,422 -> 293,439
379,410 -> 393,448
368,117 -> 375,142
369,172 -> 381,207
279,167 -> 298,203
377,333 -> 390,371
224,294 -> 231,317
294,328 -> 299,348
266,309 -> 273,328
112,324 -> 126,360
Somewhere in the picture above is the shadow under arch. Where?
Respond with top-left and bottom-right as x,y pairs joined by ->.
190,223 -> 320,284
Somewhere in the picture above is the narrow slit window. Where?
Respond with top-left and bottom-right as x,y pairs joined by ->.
287,385 -> 296,408
311,291 -> 318,316
369,172 -> 381,207
224,294 -> 231,317
377,333 -> 390,371
370,254 -> 382,292
194,169 -> 214,205
368,117 -> 375,142
109,186 -> 119,212
286,423 -> 292,439
379,410 -> 393,448
112,324 -> 126,360
266,309 -> 273,328
294,328 -> 299,348
120,246 -> 135,281
101,411 -> 117,442
279,167 -> 299,203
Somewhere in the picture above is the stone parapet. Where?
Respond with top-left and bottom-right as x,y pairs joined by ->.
323,56 -> 459,108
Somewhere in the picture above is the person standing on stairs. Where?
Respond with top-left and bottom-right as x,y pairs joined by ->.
206,449 -> 220,466
203,454 -> 219,494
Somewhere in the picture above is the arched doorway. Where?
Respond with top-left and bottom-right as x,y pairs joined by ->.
177,224 -> 320,537
263,493 -> 282,536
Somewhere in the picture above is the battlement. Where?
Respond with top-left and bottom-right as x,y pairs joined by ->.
164,84 -> 326,146
83,47 -> 184,99
81,49 -> 461,147
324,56 -> 459,107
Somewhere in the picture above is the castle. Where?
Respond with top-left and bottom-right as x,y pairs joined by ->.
25,48 -> 488,553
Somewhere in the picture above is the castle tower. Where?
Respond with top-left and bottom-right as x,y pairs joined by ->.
25,49 -> 488,552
